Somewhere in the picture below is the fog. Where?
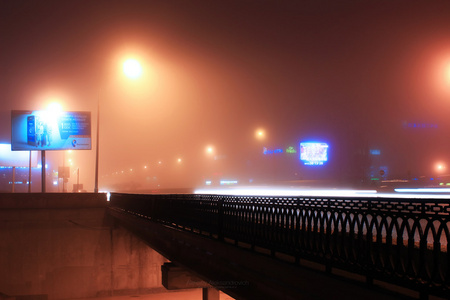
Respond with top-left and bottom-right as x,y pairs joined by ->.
1,0 -> 450,193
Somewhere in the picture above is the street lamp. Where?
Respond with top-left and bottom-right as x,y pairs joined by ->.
435,162 -> 446,173
206,146 -> 214,156
123,59 -> 143,79
255,128 -> 266,141
444,61 -> 450,88
94,58 -> 143,193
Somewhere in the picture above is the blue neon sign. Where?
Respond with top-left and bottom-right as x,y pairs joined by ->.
300,142 -> 328,165
263,147 -> 283,155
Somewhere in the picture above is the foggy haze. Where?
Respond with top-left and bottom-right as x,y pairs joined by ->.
1,0 -> 450,192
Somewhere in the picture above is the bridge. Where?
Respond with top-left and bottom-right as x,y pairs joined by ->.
109,193 -> 450,300
1,192 -> 449,299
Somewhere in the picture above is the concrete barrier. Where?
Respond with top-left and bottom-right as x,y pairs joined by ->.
0,193 -> 108,209
0,193 -> 169,299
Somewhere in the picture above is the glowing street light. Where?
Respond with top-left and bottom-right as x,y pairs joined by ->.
433,56 -> 450,97
445,61 -> 450,88
123,59 -> 143,79
47,102 -> 63,113
94,58 -> 143,193
435,162 -> 446,173
206,146 -> 214,155
255,128 -> 266,140
38,102 -> 65,193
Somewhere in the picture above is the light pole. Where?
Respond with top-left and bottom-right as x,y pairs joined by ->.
94,94 -> 100,193
94,58 -> 143,193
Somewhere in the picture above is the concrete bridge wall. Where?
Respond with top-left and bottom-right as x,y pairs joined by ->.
0,193 -> 168,300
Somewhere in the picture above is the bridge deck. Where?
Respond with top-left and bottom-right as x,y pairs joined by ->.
109,206 -> 419,300
108,192 -> 450,300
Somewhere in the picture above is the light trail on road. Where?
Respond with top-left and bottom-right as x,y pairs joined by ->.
195,187 -> 450,199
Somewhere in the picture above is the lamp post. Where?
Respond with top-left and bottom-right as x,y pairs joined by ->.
94,58 -> 143,193
94,94 -> 100,193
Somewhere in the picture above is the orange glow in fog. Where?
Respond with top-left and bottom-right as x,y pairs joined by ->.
123,59 -> 143,79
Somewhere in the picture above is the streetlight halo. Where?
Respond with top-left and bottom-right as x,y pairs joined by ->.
123,59 -> 143,79
255,128 -> 266,140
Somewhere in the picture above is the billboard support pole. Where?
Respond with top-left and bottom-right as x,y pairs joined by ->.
28,151 -> 32,193
62,151 -> 65,193
41,150 -> 46,193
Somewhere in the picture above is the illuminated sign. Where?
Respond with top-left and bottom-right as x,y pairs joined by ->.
0,143 -> 38,167
403,122 -> 438,129
286,146 -> 297,154
370,149 -> 380,155
11,110 -> 91,151
220,180 -> 238,185
263,147 -> 283,155
300,142 -> 328,165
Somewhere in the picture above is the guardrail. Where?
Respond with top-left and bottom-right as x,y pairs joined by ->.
109,193 -> 450,299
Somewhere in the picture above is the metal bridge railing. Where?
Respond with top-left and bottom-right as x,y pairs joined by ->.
109,193 -> 450,299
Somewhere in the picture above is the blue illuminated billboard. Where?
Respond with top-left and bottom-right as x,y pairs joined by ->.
11,110 -> 92,151
300,142 -> 328,165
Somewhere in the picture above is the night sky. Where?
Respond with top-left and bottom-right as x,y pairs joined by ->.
1,0 -> 450,191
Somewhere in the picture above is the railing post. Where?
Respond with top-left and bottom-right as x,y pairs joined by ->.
218,198 -> 224,241
294,197 -> 301,264
324,198 -> 332,272
270,198 -> 276,258
251,197 -> 256,251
